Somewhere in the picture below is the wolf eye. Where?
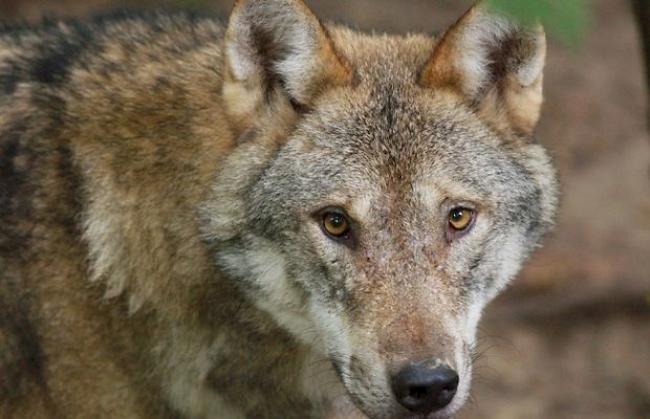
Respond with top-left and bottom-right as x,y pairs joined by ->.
448,207 -> 474,231
322,211 -> 350,238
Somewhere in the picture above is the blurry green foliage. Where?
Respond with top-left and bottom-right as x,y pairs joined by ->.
486,0 -> 589,47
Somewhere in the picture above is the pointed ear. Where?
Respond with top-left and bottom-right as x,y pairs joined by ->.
420,4 -> 546,136
223,0 -> 352,123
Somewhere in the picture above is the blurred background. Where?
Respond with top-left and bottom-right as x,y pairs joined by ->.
1,0 -> 648,418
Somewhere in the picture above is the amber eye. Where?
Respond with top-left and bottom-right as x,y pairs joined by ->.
448,207 -> 474,231
322,211 -> 350,238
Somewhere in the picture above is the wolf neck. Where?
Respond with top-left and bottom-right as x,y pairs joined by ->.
79,150 -> 332,418
84,218 -> 326,418
81,185 -> 326,417
155,278 -> 325,418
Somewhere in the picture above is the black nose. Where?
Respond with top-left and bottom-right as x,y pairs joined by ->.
391,359 -> 459,414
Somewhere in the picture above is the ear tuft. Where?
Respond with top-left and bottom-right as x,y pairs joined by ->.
420,4 -> 546,136
224,0 -> 351,120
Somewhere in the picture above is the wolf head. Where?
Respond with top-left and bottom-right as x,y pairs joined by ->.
202,1 -> 558,417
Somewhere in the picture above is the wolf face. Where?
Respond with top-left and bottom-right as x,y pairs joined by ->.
202,1 -> 557,418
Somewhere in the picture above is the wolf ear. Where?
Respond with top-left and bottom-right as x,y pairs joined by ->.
223,0 -> 352,123
420,4 -> 546,136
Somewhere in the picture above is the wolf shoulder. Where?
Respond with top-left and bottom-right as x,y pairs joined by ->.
0,11 -> 236,219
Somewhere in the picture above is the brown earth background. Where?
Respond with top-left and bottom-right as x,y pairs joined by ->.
1,0 -> 648,418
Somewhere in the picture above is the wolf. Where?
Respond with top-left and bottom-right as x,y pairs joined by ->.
0,0 -> 558,418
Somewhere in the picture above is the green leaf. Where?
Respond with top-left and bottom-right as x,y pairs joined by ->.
486,0 -> 590,48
